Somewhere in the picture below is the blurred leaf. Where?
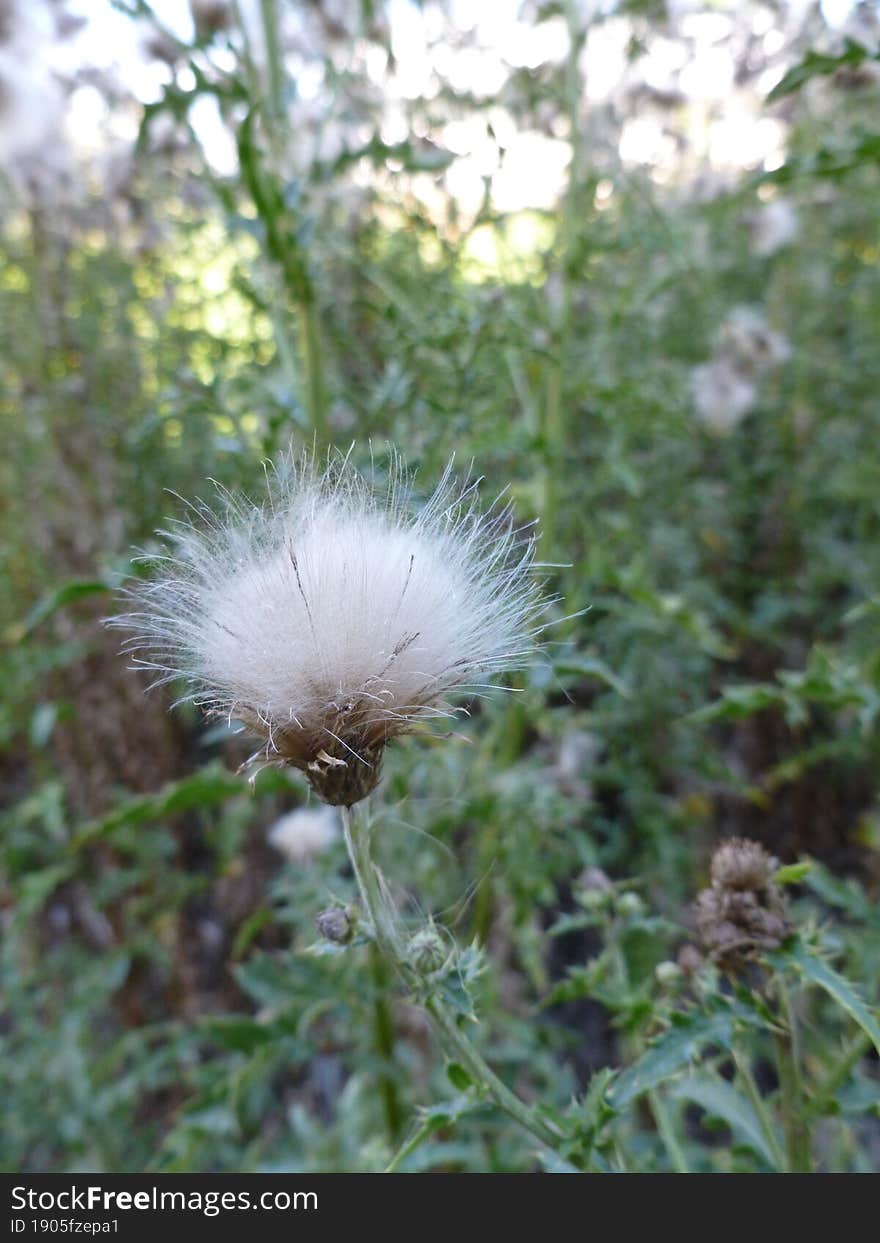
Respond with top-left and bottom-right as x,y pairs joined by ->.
70,763 -> 300,848
553,653 -> 632,698
16,861 -> 76,917
785,943 -> 880,1056
203,1016 -> 277,1055
767,41 -> 877,101
669,1074 -> 781,1169
446,1062 -> 473,1092
774,861 -> 813,886
607,1001 -> 763,1108
9,580 -> 111,642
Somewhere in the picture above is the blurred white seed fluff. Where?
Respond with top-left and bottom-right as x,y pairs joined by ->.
268,805 -> 340,864
112,453 -> 548,805
691,306 -> 790,435
745,199 -> 799,258
691,358 -> 757,434
718,306 -> 791,376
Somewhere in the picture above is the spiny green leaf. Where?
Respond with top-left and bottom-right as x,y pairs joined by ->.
607,1001 -> 763,1108
787,943 -> 880,1056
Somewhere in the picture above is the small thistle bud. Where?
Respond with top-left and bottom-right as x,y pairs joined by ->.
577,867 -> 613,910
407,926 -> 446,975
655,960 -> 682,987
315,906 -> 355,944
696,838 -> 789,973
109,452 -> 548,807
578,866 -> 612,894
617,892 -> 644,918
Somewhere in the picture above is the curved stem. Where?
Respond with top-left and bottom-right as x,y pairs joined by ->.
341,804 -> 567,1157
384,1117 -> 436,1174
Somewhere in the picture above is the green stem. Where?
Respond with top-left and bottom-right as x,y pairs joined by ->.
341,805 -> 567,1157
298,296 -> 330,447
258,0 -> 285,141
733,1046 -> 787,1172
236,0 -> 329,448
384,1118 -> 436,1174
423,994 -> 562,1150
369,944 -> 404,1143
541,0 -> 585,552
774,984 -> 811,1173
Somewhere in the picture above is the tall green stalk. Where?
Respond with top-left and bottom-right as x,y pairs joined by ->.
774,983 -> 811,1173
340,804 -> 568,1160
233,0 -> 330,447
369,944 -> 404,1143
542,1 -> 586,553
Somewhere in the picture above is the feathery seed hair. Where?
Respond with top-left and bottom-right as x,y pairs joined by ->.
110,452 -> 548,805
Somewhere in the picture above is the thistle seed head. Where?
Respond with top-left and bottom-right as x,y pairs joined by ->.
110,451 -> 550,805
691,357 -> 757,434
696,838 -> 789,972
709,837 -> 778,893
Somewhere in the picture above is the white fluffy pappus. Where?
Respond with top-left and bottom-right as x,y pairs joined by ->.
110,453 -> 551,805
691,358 -> 757,435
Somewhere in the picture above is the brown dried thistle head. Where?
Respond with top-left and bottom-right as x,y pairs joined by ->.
696,838 -> 789,973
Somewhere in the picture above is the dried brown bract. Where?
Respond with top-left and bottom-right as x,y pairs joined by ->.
696,838 -> 789,972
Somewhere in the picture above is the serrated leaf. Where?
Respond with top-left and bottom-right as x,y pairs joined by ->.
418,1092 -> 481,1128
788,944 -> 880,1055
608,1006 -> 750,1108
669,1074 -> 781,1169
804,865 -> 874,922
439,974 -> 477,1020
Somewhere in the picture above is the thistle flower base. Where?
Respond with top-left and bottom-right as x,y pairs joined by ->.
305,743 -> 384,806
